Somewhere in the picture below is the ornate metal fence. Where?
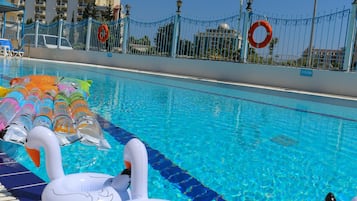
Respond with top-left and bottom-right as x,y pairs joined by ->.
62,20 -> 88,50
23,23 -> 35,35
178,15 -> 242,61
127,16 -> 175,56
1,5 -> 356,72
248,9 -> 350,70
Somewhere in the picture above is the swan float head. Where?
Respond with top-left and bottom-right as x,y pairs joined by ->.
25,126 -> 169,201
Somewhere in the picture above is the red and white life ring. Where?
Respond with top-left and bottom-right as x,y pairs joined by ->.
97,24 -> 110,43
248,20 -> 273,48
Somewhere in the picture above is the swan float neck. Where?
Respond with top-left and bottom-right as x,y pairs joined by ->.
26,126 -> 65,180
124,138 -> 148,200
25,126 -> 169,201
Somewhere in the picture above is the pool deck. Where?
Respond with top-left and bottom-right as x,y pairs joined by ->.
0,183 -> 19,201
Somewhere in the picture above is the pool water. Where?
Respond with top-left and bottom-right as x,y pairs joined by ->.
0,58 -> 356,201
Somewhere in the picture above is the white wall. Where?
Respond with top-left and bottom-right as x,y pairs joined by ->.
24,48 -> 357,98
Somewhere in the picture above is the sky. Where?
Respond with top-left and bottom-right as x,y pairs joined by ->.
120,0 -> 353,21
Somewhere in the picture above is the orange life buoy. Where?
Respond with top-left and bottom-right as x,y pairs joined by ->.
97,24 -> 110,43
248,20 -> 273,48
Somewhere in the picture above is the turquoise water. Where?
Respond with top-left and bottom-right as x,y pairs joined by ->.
0,58 -> 357,201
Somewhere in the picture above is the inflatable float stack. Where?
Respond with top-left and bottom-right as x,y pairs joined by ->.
0,75 -> 170,201
0,75 -> 110,150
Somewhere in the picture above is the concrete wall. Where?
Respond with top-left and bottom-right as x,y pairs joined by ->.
24,48 -> 357,98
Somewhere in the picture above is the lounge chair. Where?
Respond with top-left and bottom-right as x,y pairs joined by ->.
10,39 -> 24,57
0,38 -> 13,56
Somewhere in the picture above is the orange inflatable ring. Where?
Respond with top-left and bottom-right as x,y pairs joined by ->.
248,20 -> 273,48
97,24 -> 110,43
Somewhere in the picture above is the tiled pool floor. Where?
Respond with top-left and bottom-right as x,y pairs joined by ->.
0,152 -> 46,201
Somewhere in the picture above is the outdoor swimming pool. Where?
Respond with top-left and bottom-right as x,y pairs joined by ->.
0,58 -> 356,200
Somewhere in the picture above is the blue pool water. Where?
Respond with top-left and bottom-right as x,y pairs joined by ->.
0,58 -> 356,200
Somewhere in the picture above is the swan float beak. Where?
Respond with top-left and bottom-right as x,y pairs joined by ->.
125,160 -> 131,169
26,147 -> 40,167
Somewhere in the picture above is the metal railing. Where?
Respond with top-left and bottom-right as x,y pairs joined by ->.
248,9 -> 350,70
1,4 -> 356,72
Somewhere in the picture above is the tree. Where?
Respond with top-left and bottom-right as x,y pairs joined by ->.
69,11 -> 75,46
26,18 -> 33,24
247,47 -> 264,63
102,4 -> 113,21
83,2 -> 98,20
155,23 -> 174,55
177,39 -> 193,56
71,11 -> 75,23
51,15 -> 61,23
128,36 -> 152,54
268,37 -> 278,64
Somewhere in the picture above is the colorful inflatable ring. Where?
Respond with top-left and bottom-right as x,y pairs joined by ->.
248,20 -> 273,48
97,24 -> 110,43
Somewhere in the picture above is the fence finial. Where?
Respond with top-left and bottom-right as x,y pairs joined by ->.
246,0 -> 253,12
177,0 -> 183,14
125,4 -> 131,16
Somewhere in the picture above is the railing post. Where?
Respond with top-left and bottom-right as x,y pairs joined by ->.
57,19 -> 63,48
343,1 -> 357,72
240,10 -> 252,63
307,0 -> 318,68
85,17 -> 92,51
35,20 -> 39,48
21,9 -> 26,40
122,16 -> 129,54
171,14 -> 180,58
16,20 -> 21,41
2,12 -> 6,38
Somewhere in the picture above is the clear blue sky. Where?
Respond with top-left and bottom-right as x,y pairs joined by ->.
120,0 -> 353,20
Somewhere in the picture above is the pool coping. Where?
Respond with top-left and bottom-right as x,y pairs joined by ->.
21,57 -> 357,102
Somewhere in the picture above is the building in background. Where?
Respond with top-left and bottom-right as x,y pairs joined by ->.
194,23 -> 242,60
301,48 -> 344,70
11,0 -> 121,24
5,0 -> 23,22
96,0 -> 119,6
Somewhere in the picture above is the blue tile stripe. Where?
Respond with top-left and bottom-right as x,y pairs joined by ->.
97,115 -> 226,201
0,152 -> 46,201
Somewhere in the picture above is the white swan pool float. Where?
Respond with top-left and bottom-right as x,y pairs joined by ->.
25,126 -> 168,201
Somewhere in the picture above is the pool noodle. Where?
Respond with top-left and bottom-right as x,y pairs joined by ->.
68,92 -> 111,149
0,87 -> 27,132
33,93 -> 54,130
53,93 -> 80,145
